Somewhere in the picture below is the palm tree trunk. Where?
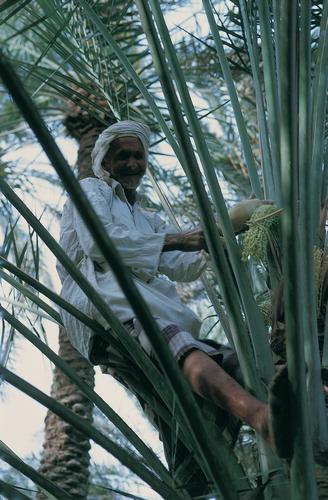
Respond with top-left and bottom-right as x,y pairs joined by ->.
37,90 -> 113,497
62,83 -> 112,179
37,328 -> 95,499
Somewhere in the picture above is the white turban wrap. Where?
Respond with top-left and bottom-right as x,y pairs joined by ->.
91,120 -> 150,180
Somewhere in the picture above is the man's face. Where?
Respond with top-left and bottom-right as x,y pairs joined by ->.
102,137 -> 146,191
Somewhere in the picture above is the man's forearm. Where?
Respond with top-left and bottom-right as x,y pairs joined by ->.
163,233 -> 185,252
163,227 -> 207,252
163,199 -> 269,253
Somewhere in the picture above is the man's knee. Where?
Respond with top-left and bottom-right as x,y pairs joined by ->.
181,349 -> 213,390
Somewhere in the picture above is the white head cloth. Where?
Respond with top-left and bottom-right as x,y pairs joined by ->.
91,120 -> 150,181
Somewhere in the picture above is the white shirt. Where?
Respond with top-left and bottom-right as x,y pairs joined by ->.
57,177 -> 207,360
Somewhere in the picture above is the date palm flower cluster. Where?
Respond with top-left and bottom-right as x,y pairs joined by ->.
241,204 -> 281,265
258,300 -> 273,328
314,247 -> 328,318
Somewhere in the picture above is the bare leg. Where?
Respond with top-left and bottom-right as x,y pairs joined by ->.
182,350 -> 272,445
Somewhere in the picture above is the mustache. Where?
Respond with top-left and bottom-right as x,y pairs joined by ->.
120,170 -> 144,175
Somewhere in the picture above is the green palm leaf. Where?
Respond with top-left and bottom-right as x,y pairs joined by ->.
0,1 -> 327,498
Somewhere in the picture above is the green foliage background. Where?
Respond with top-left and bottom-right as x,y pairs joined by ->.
0,1 -> 327,499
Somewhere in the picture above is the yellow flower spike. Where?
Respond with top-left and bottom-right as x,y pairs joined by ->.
242,205 -> 280,265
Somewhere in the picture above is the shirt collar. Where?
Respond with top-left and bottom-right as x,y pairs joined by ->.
105,177 -> 147,207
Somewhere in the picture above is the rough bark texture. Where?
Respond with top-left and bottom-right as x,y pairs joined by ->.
62,82 -> 115,180
37,85 -> 115,498
37,327 -> 95,499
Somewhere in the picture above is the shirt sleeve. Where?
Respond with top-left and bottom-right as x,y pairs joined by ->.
158,248 -> 207,282
146,213 -> 207,282
71,178 -> 165,276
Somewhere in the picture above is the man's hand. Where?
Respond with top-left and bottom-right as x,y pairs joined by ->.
228,199 -> 274,234
162,199 -> 274,253
163,226 -> 208,252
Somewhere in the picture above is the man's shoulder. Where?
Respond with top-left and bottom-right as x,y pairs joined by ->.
79,176 -> 115,195
79,176 -> 109,187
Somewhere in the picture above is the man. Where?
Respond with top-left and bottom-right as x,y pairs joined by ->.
57,120 -> 289,494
